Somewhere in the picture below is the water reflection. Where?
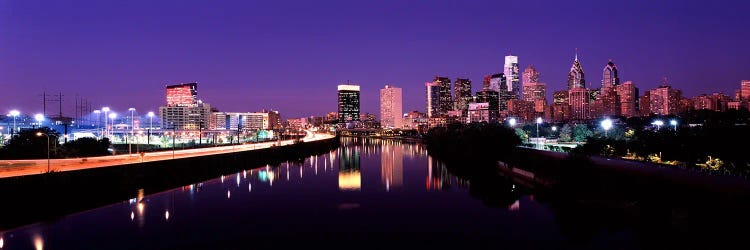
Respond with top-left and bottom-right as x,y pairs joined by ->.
381,141 -> 403,191
338,141 -> 361,191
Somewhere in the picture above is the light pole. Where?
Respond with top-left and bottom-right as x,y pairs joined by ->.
535,117 -> 542,139
652,120 -> 664,130
109,112 -> 117,142
36,131 -> 50,173
670,119 -> 678,131
8,110 -> 19,137
508,118 -> 517,127
102,107 -> 110,137
93,110 -> 101,138
128,108 -> 135,156
601,118 -> 613,137
147,112 -> 154,147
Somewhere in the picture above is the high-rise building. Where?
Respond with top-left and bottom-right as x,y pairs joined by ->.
741,80 -> 750,101
166,83 -> 198,107
160,82 -> 211,130
553,90 -> 569,105
337,84 -> 361,123
569,87 -> 590,120
521,65 -> 540,102
504,55 -> 520,98
433,77 -> 453,115
380,85 -> 403,129
639,91 -> 651,117
602,60 -> 620,88
488,73 -> 506,93
508,99 -> 535,122
211,111 -> 281,130
467,103 -> 491,123
648,85 -> 681,115
616,81 -> 639,117
568,53 -> 586,89
453,78 -> 472,113
482,75 -> 491,89
425,81 -> 441,117
475,89 -> 500,123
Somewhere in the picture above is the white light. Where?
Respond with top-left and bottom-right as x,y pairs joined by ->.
130,212 -> 134,221
552,126 -> 557,131
337,84 -> 360,91
652,120 -> 664,126
601,118 -> 613,131
536,117 -> 543,124
165,210 -> 170,220
508,118 -> 517,127
128,108 -> 135,111
9,110 -> 19,116
93,110 -> 100,114
147,112 -> 155,117
109,113 -> 117,119
670,119 -> 677,126
34,113 -> 44,122
102,107 -> 110,112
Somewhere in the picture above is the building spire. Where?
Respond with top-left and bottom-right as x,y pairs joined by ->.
574,48 -> 578,61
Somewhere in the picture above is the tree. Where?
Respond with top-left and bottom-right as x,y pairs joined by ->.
559,124 -> 572,142
573,124 -> 592,142
61,137 -> 111,157
0,127 -> 60,159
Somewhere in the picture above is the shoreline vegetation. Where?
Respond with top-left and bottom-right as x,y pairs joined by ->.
0,136 -> 339,231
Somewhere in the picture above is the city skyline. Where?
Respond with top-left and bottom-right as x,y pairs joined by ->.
1,0 -> 749,118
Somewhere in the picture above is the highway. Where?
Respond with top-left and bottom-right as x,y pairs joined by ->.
0,131 -> 335,179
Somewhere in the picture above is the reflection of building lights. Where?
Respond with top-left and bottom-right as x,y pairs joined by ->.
227,190 -> 231,199
33,235 -> 43,250
137,203 -> 145,216
236,174 -> 240,187
165,210 -> 170,221
137,189 -> 144,203
1,237 -> 4,248
130,212 -> 135,221
509,200 -> 520,211
248,183 -> 252,192
338,171 -> 361,191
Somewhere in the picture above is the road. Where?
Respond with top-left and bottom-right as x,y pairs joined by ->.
0,131 -> 335,179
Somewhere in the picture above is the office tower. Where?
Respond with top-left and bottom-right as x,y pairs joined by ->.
742,80 -> 750,101
602,60 -> 620,88
552,91 -> 571,122
648,85 -> 681,115
616,81 -> 639,117
433,76 -> 453,115
425,81 -> 441,117
488,73 -> 506,93
504,55 -> 520,98
160,82 -> 211,130
522,65 -> 540,101
337,84 -> 361,123
568,52 -> 586,89
475,88 -> 499,123
568,87 -> 590,120
380,85 -> 403,129
453,78 -> 472,113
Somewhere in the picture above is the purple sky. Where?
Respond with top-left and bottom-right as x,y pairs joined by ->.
1,0 -> 749,119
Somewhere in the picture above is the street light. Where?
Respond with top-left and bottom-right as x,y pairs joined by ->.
128,108 -> 136,156
601,118 -> 613,137
652,120 -> 664,130
102,107 -> 110,137
670,119 -> 678,131
147,112 -> 155,146
552,126 -> 557,132
109,113 -> 117,140
508,118 -> 517,127
36,132 -> 50,173
34,113 -> 44,128
535,117 -> 543,139
8,110 -> 19,136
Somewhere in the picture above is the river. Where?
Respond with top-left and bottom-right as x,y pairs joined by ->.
0,137 -> 643,249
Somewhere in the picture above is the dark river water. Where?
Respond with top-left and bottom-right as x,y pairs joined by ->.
0,137 -> 638,249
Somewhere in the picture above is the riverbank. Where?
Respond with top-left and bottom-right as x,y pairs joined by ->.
340,134 -> 424,143
0,136 -> 339,231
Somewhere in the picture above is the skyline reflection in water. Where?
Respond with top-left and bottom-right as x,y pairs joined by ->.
0,137 -> 634,249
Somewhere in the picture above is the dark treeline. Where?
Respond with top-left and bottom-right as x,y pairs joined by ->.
0,127 -> 111,159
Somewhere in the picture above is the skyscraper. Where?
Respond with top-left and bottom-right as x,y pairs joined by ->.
569,87 -> 590,120
433,77 -> 453,115
380,85 -> 403,129
504,55 -> 520,98
160,82 -> 211,130
488,73 -> 506,93
425,81 -> 441,117
568,52 -> 586,89
453,78 -> 472,113
337,84 -> 360,123
602,60 -> 620,88
616,81 -> 639,117
475,88 -> 499,123
741,80 -> 750,101
649,85 -> 681,115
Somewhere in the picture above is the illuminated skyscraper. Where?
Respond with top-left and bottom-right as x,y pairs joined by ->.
380,85 -> 403,129
568,52 -> 586,89
602,60 -> 620,88
569,87 -> 590,120
337,84 -> 360,123
616,81 -> 639,117
475,88 -> 499,122
453,78 -> 472,114
160,82 -> 210,130
425,81 -> 441,117
649,85 -> 681,115
742,80 -> 750,101
433,76 -> 453,115
504,55 -> 520,98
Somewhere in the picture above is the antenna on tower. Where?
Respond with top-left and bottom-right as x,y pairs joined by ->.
574,48 -> 579,61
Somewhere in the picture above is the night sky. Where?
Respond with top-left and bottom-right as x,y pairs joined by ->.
1,0 -> 749,119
